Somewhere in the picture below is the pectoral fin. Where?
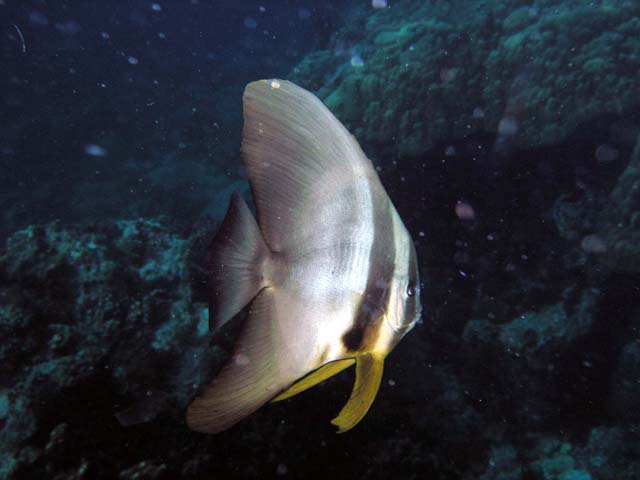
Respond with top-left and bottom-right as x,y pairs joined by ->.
331,352 -> 385,433
272,358 -> 355,403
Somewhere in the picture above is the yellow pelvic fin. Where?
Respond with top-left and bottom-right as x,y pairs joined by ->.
330,352 -> 385,433
271,358 -> 355,402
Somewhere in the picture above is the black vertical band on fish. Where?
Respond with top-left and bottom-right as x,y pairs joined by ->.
187,79 -> 421,435
343,201 -> 397,352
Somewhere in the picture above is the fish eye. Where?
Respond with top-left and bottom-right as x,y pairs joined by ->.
406,284 -> 416,297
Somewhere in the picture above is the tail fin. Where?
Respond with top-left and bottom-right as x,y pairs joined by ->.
207,192 -> 269,331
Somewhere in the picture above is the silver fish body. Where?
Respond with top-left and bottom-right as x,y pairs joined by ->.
187,79 -> 420,434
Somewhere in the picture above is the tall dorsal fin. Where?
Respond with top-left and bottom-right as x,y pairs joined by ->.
241,79 -> 384,253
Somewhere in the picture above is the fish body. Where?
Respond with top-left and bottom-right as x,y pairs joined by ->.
187,79 -> 421,434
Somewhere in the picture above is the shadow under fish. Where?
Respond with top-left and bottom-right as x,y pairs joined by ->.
187,79 -> 422,434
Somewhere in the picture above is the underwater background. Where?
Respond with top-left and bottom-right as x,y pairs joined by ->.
1,0 -> 639,478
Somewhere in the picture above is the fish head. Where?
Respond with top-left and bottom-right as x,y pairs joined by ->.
385,231 -> 421,344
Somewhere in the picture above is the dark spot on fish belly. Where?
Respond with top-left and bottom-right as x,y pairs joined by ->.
342,326 -> 364,351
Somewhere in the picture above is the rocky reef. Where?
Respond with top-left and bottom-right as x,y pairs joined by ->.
0,218 -> 215,478
290,0 -> 640,161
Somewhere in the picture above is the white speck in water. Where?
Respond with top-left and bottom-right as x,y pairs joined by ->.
459,270 -> 467,278
151,3 -> 162,12
455,201 -> 475,221
487,233 -> 495,241
259,6 -> 266,13
270,79 -> 281,89
388,379 -> 396,386
419,231 -> 425,237
128,56 -> 139,65
100,31 -> 110,39
158,32 -> 166,39
583,360 -> 593,368
498,116 -> 518,136
581,234 -> 607,254
84,144 -> 107,157
445,145 -> 456,157
350,54 -> 365,67
244,17 -> 258,29
595,144 -> 619,163
276,464 -> 288,476
472,107 -> 485,119
372,0 -> 388,8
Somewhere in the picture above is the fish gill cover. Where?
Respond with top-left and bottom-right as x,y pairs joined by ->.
0,0 -> 639,479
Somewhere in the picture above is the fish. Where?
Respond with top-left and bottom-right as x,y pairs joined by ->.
186,79 -> 421,434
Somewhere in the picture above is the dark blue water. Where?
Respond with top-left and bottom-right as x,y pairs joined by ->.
1,1 -> 639,479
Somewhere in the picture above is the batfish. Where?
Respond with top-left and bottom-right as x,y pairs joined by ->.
186,79 -> 421,434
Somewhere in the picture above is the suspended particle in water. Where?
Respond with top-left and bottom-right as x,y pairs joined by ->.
455,200 -> 476,221
84,144 -> 107,157
498,116 -> 518,136
372,0 -> 388,8
259,6 -> 266,13
55,20 -> 81,35
472,107 -> 485,119
151,3 -> 162,11
581,234 -> 607,254
28,10 -> 49,27
12,25 -> 26,53
128,56 -> 139,65
100,31 -> 110,39
595,144 -> 619,163
350,54 -> 365,67
244,17 -> 258,29
276,464 -> 288,476
444,145 -> 456,157
270,79 -> 281,89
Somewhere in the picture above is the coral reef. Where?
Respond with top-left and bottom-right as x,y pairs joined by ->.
0,219 -> 215,479
290,1 -> 640,160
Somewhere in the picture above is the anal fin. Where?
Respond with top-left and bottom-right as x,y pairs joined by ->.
187,289 -> 294,433
330,352 -> 384,433
271,358 -> 355,403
